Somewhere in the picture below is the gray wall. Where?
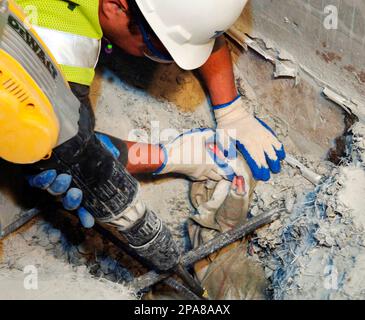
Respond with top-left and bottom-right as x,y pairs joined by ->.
230,0 -> 365,119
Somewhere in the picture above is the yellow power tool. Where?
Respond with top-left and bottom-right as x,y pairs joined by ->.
0,0 -> 79,237
0,0 -> 79,164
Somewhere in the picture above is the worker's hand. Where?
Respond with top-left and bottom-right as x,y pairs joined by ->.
213,96 -> 286,181
27,134 -> 122,229
27,170 -> 95,229
154,128 -> 249,181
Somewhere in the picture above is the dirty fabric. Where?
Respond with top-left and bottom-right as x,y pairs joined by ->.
188,169 -> 268,300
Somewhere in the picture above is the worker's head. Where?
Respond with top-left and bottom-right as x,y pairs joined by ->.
99,0 -> 248,70
99,0 -> 170,61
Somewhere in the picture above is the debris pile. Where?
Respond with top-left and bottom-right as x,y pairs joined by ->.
250,122 -> 365,299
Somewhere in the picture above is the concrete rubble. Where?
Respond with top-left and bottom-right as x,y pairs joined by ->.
250,122 -> 365,299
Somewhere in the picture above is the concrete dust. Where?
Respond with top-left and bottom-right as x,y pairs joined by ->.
0,217 -> 135,300
338,167 -> 365,229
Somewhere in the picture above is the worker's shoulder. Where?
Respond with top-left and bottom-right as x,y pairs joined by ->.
13,0 -> 102,39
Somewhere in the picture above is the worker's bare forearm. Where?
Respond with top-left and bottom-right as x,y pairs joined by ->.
124,141 -> 164,174
123,38 -> 237,175
198,36 -> 238,106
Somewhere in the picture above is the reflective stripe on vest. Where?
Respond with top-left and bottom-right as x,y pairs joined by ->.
33,25 -> 101,69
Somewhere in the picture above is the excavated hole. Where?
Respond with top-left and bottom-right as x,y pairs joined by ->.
327,113 -> 358,165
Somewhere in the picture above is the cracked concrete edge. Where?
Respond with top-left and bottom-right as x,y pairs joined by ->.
227,28 -> 365,123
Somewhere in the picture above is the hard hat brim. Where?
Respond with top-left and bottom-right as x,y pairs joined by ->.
163,39 -> 215,71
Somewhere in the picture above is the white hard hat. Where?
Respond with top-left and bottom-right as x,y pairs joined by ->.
135,0 -> 248,70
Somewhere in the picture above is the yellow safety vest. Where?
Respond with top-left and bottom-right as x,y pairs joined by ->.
14,0 -> 103,86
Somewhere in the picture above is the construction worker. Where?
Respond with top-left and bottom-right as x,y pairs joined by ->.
11,0 -> 285,226
99,0 -> 286,181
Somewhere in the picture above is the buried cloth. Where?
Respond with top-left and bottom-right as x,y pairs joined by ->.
188,160 -> 268,300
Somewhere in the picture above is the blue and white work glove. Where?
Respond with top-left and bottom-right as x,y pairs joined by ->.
213,95 -> 286,181
154,128 -> 249,182
28,133 -> 120,229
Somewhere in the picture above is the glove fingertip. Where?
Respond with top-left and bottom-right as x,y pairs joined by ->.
77,207 -> 95,229
63,188 -> 83,211
265,153 -> 281,174
259,167 -> 271,182
250,166 -> 270,181
48,174 -> 72,195
30,169 -> 58,189
275,145 -> 286,161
